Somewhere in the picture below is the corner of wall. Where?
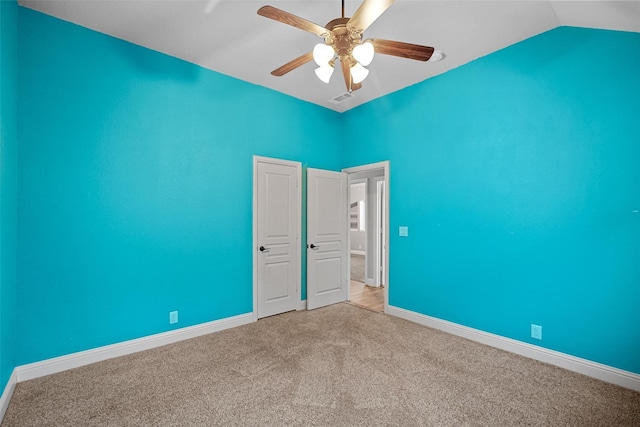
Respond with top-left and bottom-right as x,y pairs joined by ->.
0,0 -> 19,402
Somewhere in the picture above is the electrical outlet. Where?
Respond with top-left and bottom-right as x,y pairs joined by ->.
399,226 -> 409,237
169,311 -> 178,324
531,324 -> 542,340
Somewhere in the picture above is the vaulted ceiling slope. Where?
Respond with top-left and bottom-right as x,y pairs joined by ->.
19,1 -> 640,112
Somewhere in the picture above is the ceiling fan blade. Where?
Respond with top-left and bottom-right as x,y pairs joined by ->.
351,81 -> 363,91
369,38 -> 435,61
348,0 -> 395,33
258,5 -> 328,37
271,52 -> 314,76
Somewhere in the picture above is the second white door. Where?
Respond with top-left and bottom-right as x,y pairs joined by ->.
307,168 -> 348,310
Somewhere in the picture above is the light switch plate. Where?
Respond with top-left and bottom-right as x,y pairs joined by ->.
399,226 -> 409,237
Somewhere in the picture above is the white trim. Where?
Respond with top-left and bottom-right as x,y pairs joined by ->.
375,179 -> 386,288
0,370 -> 17,423
388,305 -> 640,392
16,313 -> 253,383
342,161 -> 388,175
252,156 -> 302,321
298,300 -> 307,311
343,161 -> 390,314
350,250 -> 365,256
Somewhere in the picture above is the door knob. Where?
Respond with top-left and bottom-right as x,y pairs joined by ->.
259,245 -> 270,252
309,243 -> 320,250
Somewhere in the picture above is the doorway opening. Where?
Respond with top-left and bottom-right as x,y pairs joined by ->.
343,162 -> 388,313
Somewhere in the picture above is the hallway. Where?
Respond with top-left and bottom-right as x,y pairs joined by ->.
349,280 -> 384,313
349,254 -> 384,312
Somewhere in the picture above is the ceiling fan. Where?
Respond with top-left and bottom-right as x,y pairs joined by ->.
257,0 -> 444,93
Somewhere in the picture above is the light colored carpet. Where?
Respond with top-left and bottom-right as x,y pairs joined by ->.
350,254 -> 365,283
3,304 -> 639,426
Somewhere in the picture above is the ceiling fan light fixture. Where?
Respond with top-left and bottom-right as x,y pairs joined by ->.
353,41 -> 374,66
429,50 -> 445,62
313,43 -> 335,67
350,62 -> 369,84
258,1 -> 438,93
315,64 -> 334,84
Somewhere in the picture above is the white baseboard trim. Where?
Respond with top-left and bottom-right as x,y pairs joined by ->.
0,369 -> 17,422
388,305 -> 640,392
298,300 -> 307,311
16,312 -> 254,383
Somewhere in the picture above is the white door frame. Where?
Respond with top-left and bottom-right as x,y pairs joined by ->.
342,161 -> 390,313
252,156 -> 302,322
375,179 -> 386,287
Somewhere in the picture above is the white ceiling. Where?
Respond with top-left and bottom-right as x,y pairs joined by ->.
19,1 -> 640,113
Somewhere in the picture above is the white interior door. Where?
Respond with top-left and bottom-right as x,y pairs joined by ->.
307,168 -> 348,310
255,157 -> 300,319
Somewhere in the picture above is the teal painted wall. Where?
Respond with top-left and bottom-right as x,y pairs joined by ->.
344,27 -> 640,374
16,8 -> 342,365
0,0 -> 19,391
11,5 -> 640,379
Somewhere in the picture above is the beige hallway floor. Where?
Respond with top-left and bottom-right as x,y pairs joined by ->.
349,280 -> 384,312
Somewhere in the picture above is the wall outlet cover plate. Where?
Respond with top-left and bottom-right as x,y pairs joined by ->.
531,324 -> 542,340
169,311 -> 179,324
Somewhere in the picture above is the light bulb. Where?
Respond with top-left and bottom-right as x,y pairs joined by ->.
353,41 -> 374,66
350,62 -> 369,84
315,64 -> 334,84
313,43 -> 335,67
429,50 -> 445,62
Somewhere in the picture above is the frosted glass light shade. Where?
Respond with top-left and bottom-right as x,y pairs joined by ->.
315,64 -> 334,83
313,43 -> 335,66
350,63 -> 369,84
429,50 -> 445,62
353,42 -> 374,66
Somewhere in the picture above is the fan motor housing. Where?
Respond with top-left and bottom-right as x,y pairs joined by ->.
324,17 -> 362,62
